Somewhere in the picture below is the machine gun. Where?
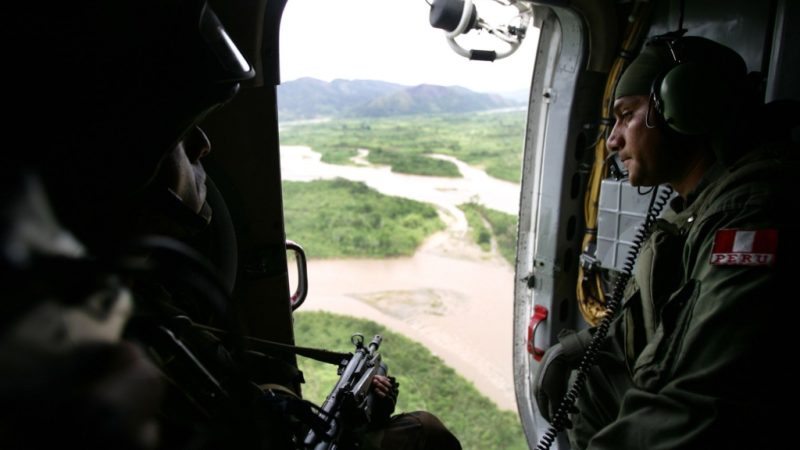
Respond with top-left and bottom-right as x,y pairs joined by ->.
304,333 -> 387,450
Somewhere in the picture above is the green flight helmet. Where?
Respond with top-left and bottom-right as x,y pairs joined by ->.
616,35 -> 748,136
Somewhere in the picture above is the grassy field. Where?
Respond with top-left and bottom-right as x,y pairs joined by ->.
458,202 -> 518,265
282,179 -> 444,258
280,110 -> 526,182
294,311 -> 528,450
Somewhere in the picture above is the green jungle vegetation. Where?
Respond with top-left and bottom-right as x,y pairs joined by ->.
294,311 -> 528,450
280,110 -> 526,182
282,179 -> 444,258
458,202 -> 518,265
368,148 -> 461,177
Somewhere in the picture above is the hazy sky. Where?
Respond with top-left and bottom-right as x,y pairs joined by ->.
279,0 -> 539,94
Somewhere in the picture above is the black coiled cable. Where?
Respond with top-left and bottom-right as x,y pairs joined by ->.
536,185 -> 673,450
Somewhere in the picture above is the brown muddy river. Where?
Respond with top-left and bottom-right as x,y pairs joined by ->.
282,145 -> 520,410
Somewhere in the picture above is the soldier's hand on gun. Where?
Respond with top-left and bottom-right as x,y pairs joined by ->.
372,374 -> 393,398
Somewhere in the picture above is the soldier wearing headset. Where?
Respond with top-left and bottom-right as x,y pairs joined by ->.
1,1 -> 252,448
535,35 -> 798,449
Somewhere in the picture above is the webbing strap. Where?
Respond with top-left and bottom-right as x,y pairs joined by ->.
190,321 -> 351,365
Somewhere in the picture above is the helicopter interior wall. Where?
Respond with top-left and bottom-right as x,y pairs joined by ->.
201,89 -> 295,344
647,0 -> 779,93
766,1 -> 800,102
193,0 -> 298,376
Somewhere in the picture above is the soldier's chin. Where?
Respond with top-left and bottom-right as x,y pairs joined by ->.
627,173 -> 655,188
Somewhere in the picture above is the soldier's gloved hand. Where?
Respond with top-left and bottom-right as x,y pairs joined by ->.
533,328 -> 594,424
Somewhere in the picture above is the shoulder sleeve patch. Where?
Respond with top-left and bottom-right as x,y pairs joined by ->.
710,228 -> 778,266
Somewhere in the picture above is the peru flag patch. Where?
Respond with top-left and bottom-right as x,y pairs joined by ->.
710,229 -> 778,266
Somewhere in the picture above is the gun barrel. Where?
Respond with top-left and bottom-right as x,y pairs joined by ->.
304,350 -> 366,447
304,334 -> 385,449
368,334 -> 382,353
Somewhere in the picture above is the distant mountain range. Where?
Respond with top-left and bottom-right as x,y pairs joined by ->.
277,77 -> 524,120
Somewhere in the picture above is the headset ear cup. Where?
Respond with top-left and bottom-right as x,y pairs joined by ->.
659,62 -> 722,135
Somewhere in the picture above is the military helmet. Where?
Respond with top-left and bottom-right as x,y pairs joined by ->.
15,0 -> 253,191
615,35 -> 748,136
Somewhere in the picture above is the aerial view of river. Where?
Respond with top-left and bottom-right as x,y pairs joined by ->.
281,145 -> 521,411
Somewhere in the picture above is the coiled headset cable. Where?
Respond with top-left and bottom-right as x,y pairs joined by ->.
536,185 -> 673,450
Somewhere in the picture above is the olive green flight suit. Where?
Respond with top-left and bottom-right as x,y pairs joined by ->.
569,150 -> 797,449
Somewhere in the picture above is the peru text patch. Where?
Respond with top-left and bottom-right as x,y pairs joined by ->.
710,228 -> 778,266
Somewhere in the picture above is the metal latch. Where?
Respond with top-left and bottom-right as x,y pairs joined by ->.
527,305 -> 549,361
286,240 -> 308,310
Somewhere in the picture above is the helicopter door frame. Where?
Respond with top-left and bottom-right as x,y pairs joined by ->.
513,6 -> 587,447
512,1 -> 621,446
